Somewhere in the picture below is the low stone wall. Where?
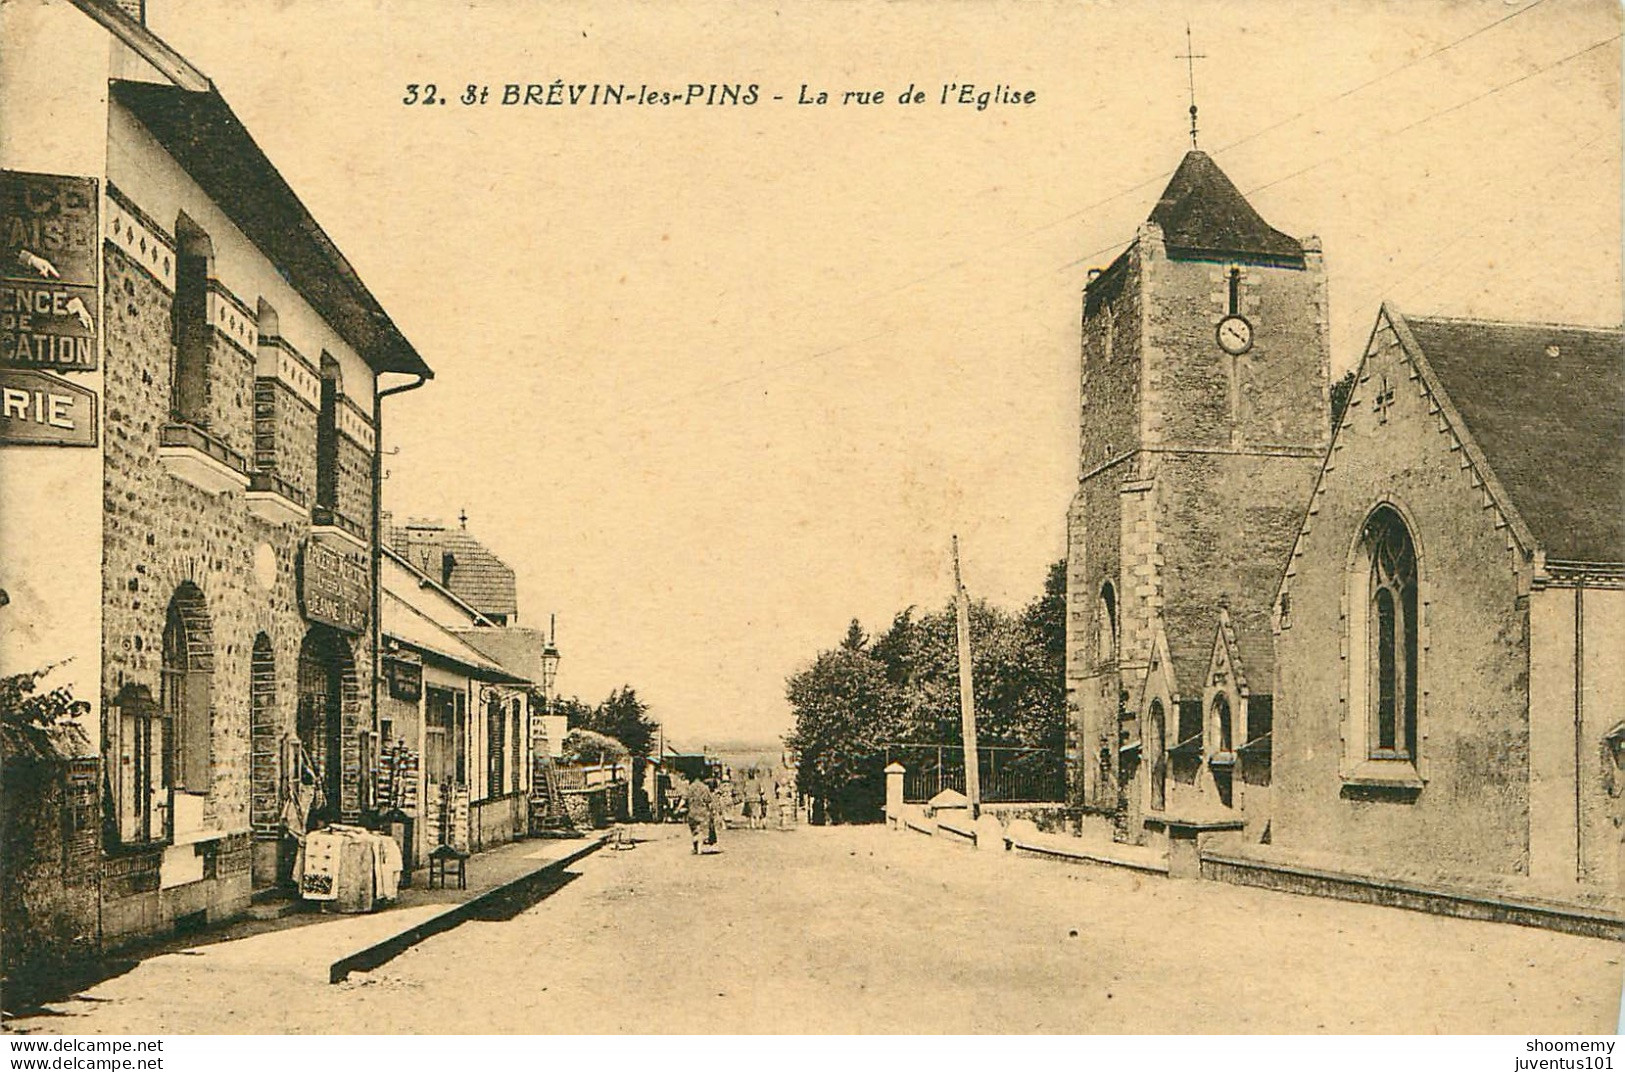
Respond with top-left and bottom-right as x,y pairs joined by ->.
1203,851 -> 1625,941
980,803 -> 1077,835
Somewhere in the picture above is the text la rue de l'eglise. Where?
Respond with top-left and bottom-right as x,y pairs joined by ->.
406,81 -> 1036,111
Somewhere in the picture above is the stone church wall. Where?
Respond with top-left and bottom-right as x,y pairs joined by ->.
1272,324 -> 1533,881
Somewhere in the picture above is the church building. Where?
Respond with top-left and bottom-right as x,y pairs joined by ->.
1270,306 -> 1624,897
1064,150 -> 1331,843
1064,145 -> 1625,909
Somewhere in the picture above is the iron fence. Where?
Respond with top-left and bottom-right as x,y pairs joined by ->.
881,743 -> 1064,804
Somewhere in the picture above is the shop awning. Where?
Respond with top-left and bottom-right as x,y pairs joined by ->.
382,591 -> 527,682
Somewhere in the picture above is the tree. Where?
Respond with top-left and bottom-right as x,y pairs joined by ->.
553,695 -> 596,730
586,685 -> 658,757
0,665 -> 91,760
784,559 -> 1070,817
783,647 -> 902,823
560,728 -> 629,766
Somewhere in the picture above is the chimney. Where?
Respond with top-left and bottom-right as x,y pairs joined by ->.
115,0 -> 145,24
441,550 -> 456,588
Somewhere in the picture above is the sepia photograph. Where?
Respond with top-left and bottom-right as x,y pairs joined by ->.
0,0 -> 1621,1052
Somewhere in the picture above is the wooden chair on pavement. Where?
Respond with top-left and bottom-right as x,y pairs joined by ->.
428,844 -> 469,890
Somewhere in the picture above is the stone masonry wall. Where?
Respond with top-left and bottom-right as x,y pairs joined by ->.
1068,245 -> 1145,810
252,376 -> 318,503
337,429 -> 371,529
1272,314 -> 1533,880
101,225 -> 375,942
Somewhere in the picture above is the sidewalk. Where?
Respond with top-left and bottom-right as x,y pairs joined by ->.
107,832 -> 608,990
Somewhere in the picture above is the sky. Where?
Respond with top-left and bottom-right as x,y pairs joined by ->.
149,0 -> 1621,748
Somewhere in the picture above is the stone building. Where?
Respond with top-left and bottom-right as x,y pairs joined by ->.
1064,150 -> 1330,842
0,0 -> 432,948
1270,306 -> 1624,896
1063,146 -> 1625,906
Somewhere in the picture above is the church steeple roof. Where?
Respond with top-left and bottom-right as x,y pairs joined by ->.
1148,151 -> 1304,267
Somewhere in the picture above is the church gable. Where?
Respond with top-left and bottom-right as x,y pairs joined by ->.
1205,607 -> 1269,700
1275,303 -> 1541,621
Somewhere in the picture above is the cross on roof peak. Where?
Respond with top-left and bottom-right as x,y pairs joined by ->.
1177,23 -> 1207,149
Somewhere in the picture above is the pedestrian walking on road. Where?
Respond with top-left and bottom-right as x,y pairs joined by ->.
681,777 -> 716,855
705,777 -> 724,848
755,783 -> 770,830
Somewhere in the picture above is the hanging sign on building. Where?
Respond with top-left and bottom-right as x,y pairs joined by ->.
0,368 -> 97,446
1,171 -> 99,372
298,535 -> 369,633
383,651 -> 423,702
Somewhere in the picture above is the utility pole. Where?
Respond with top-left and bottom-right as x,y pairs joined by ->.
952,535 -> 982,818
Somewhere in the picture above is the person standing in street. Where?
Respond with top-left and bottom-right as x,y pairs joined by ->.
706,777 -> 725,848
681,776 -> 715,855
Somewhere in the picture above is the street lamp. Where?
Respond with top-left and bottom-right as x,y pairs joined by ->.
529,616 -> 564,834
539,640 -> 559,698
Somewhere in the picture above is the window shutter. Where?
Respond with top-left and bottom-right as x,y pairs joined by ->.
183,672 -> 212,791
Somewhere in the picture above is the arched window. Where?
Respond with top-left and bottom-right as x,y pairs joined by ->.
297,626 -> 351,819
316,353 -> 342,512
1147,699 -> 1167,812
162,584 -> 213,794
1097,582 -> 1118,665
170,214 -> 213,426
1361,507 -> 1418,760
1213,694 -> 1233,754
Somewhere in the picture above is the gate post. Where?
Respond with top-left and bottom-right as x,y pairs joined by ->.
884,761 -> 906,827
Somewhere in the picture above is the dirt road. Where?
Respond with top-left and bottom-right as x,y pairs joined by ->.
11,822 -> 1620,1033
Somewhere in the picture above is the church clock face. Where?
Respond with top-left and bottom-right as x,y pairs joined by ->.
1217,315 -> 1254,355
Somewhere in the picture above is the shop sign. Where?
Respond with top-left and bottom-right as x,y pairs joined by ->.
0,367 -> 96,446
298,535 -> 369,633
383,652 -> 423,702
1,171 -> 98,372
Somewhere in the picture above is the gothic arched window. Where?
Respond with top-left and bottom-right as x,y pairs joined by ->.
1212,693 -> 1233,754
1097,582 -> 1118,666
1361,507 -> 1418,761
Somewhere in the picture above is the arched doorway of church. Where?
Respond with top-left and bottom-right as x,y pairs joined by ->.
1147,700 -> 1167,813
297,626 -> 353,825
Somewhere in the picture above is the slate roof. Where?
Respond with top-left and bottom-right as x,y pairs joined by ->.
1165,597 -> 1276,699
1215,608 -> 1274,698
389,522 -> 519,619
1400,313 -> 1624,564
1148,151 -> 1304,267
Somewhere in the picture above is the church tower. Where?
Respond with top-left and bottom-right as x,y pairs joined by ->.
1065,151 -> 1331,817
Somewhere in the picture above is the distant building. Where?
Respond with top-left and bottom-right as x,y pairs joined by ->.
379,548 -> 535,864
388,516 -> 519,625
